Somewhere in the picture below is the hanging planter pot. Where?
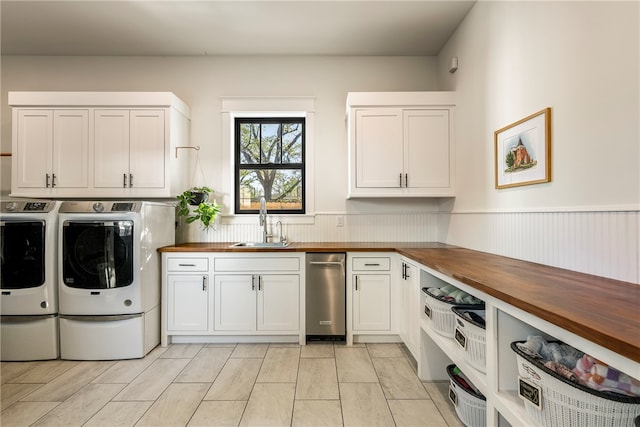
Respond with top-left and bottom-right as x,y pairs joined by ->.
176,186 -> 221,230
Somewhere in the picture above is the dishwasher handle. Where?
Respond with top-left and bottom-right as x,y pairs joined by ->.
309,261 -> 344,266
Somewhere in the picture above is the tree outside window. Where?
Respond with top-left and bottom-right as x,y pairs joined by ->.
235,118 -> 305,214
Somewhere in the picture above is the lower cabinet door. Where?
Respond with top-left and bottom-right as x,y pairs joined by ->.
352,274 -> 391,331
258,274 -> 300,331
167,274 -> 209,332
214,275 -> 257,331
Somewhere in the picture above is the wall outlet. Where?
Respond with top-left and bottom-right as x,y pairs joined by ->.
336,215 -> 344,227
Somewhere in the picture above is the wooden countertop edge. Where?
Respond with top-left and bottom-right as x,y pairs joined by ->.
158,242 -> 640,363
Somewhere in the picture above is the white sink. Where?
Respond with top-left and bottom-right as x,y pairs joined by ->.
230,242 -> 290,248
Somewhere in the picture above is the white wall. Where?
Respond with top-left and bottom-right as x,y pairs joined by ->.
1,56 -> 446,242
436,1 -> 639,282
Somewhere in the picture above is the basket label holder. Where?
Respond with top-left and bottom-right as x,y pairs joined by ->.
518,376 -> 542,410
454,326 -> 467,350
448,385 -> 458,407
424,303 -> 432,319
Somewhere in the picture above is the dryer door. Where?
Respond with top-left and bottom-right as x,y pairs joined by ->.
0,220 -> 45,289
62,220 -> 134,289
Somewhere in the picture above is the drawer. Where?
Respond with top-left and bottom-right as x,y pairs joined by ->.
351,257 -> 391,271
215,257 -> 300,272
167,257 -> 209,272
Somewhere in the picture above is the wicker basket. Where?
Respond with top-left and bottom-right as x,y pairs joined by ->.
447,364 -> 486,427
511,341 -> 640,427
452,307 -> 486,373
422,287 -> 483,338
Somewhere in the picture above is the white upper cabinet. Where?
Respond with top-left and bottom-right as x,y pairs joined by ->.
9,92 -> 190,198
347,92 -> 455,198
94,109 -> 165,190
13,109 -> 89,192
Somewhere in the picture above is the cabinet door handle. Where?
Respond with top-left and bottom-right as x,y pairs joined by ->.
258,276 -> 262,291
45,174 -> 50,188
399,173 -> 402,188
123,173 -> 127,188
129,174 -> 133,187
405,173 -> 408,188
355,276 -> 358,291
401,263 -> 406,279
252,275 -> 255,291
202,276 -> 207,291
51,174 -> 57,188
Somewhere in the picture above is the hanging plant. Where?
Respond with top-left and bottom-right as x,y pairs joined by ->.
176,186 -> 221,229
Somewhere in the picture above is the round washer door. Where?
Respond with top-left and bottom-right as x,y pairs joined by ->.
62,221 -> 134,289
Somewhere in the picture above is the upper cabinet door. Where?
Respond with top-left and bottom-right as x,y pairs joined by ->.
129,110 -> 165,189
94,110 -> 130,188
404,109 -> 450,190
53,110 -> 89,189
355,109 -> 403,189
14,109 -> 52,189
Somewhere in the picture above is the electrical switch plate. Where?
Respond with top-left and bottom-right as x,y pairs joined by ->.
336,216 -> 344,227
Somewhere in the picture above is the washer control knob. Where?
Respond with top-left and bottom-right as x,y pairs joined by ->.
92,202 -> 105,213
124,299 -> 132,307
6,202 -> 17,212
40,301 -> 49,309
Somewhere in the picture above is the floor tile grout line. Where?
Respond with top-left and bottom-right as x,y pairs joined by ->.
365,343 -> 400,426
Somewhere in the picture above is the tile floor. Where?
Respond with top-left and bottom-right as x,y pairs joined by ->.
1,342 -> 465,427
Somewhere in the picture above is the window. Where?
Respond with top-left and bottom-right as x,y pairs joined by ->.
234,117 -> 305,214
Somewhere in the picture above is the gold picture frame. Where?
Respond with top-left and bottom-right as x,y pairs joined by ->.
494,108 -> 551,189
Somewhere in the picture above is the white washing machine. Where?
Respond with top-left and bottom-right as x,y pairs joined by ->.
1,200 -> 61,361
58,201 -> 174,360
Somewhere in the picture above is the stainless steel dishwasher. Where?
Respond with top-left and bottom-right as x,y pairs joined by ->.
305,253 -> 346,340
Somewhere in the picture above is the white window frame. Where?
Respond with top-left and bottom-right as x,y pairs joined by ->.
221,96 -> 316,225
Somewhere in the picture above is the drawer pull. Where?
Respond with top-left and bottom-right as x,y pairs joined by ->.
364,263 -> 380,267
178,263 -> 196,267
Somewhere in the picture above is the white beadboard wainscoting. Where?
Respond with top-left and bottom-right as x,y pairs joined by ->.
440,210 -> 640,284
178,213 -> 441,245
176,210 -> 639,284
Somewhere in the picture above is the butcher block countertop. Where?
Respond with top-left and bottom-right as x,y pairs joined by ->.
159,242 -> 640,364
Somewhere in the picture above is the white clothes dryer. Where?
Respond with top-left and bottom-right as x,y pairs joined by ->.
1,200 -> 61,361
57,201 -> 174,360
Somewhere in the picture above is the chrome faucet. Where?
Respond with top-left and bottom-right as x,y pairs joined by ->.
275,220 -> 287,244
259,197 -> 271,243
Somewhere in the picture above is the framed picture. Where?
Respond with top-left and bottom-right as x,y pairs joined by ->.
494,108 -> 551,189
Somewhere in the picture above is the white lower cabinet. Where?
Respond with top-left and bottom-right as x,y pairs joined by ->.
399,258 -> 421,360
162,253 -> 302,346
214,275 -> 256,331
214,274 -> 299,332
347,253 -> 396,344
352,274 -> 391,331
167,274 -> 209,332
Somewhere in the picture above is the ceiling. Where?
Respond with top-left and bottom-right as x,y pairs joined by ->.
1,1 -> 475,56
